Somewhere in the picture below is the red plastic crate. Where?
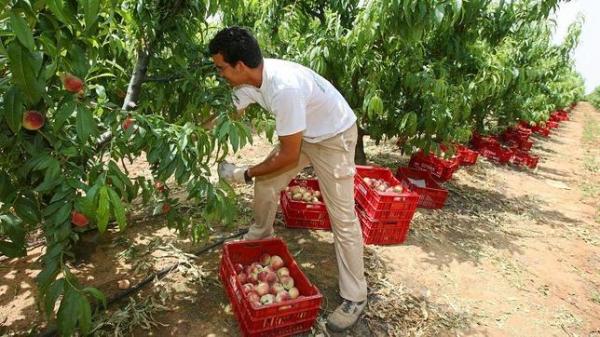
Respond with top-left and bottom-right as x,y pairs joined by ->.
550,110 -> 569,122
478,145 -> 513,164
510,150 -> 539,169
471,133 -> 500,150
354,165 -> 419,222
280,179 -> 331,230
505,139 -> 533,152
438,144 -> 462,165
356,206 -> 411,245
395,167 -> 448,209
522,122 -> 551,137
457,145 -> 479,165
502,129 -> 531,143
532,126 -> 550,137
220,238 -> 323,337
408,151 -> 459,181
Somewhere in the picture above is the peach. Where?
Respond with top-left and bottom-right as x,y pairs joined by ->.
122,116 -> 134,130
280,275 -> 294,290
275,290 -> 291,303
260,294 -> 275,305
276,267 -> 290,279
259,253 -> 271,266
241,283 -> 254,295
288,287 -> 299,299
62,73 -> 84,93
270,282 -> 285,295
236,272 -> 247,284
247,291 -> 260,306
255,282 -> 270,296
22,110 -> 44,131
270,255 -> 284,270
71,211 -> 89,227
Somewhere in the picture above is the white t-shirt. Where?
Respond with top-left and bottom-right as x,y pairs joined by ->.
232,58 -> 357,143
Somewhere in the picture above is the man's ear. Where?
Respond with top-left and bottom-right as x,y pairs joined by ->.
234,61 -> 248,72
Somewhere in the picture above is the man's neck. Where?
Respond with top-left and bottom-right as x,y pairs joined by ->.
247,62 -> 264,88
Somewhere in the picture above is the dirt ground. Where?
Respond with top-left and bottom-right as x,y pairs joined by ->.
1,103 -> 599,337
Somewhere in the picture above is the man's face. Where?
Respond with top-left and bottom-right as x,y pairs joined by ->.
212,53 -> 244,87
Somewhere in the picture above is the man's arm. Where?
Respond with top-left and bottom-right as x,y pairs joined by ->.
247,131 -> 303,178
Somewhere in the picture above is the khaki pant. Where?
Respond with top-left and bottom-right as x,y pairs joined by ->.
245,123 -> 368,302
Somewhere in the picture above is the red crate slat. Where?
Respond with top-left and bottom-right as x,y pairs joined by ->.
220,238 -> 323,337
395,167 -> 448,209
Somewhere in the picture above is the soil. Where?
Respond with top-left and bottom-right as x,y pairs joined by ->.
1,102 -> 599,337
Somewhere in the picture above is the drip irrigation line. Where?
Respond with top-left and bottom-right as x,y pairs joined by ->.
36,228 -> 248,337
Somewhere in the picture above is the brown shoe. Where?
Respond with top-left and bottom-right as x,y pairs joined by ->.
326,299 -> 367,332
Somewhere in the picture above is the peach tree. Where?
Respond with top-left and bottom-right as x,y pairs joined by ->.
239,0 -> 583,161
1,0 -> 248,335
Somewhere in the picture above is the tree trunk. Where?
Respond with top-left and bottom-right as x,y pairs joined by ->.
96,47 -> 151,150
121,48 -> 151,111
355,126 -> 367,165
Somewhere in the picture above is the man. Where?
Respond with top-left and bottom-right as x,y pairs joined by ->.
209,26 -> 367,332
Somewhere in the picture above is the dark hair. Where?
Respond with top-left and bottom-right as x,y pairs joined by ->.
208,26 -> 263,68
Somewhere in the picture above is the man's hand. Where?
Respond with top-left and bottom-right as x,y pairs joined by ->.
218,162 -> 249,184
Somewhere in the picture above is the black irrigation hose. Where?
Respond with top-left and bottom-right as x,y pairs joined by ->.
36,228 -> 248,337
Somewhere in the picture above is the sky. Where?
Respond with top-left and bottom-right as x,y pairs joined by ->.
551,0 -> 600,94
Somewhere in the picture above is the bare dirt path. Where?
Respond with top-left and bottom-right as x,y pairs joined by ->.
1,103 -> 599,337
372,102 -> 600,337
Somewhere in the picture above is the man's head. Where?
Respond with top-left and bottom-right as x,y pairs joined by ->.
209,27 -> 263,87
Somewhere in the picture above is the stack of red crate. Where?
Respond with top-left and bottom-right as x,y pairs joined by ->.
501,126 -> 534,151
354,166 -> 419,245
220,238 -> 323,337
408,151 -> 459,182
280,179 -> 331,230
471,133 -> 514,164
520,121 -> 550,137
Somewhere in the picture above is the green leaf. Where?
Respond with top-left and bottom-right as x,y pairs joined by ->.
78,295 -> 92,334
46,0 -> 77,26
53,99 -> 76,131
230,126 -> 239,151
10,10 -> 35,52
0,171 -> 14,200
36,256 -> 60,289
107,187 -> 126,231
75,104 -> 94,143
96,186 -> 110,232
0,214 -> 26,257
6,42 -> 43,104
81,0 -> 100,28
57,286 -> 81,337
83,286 -> 106,308
3,86 -> 23,134
14,194 -> 41,225
51,202 -> 72,225
44,278 -> 65,319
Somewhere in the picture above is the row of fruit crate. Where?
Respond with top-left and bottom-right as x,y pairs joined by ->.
222,108 -> 571,337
